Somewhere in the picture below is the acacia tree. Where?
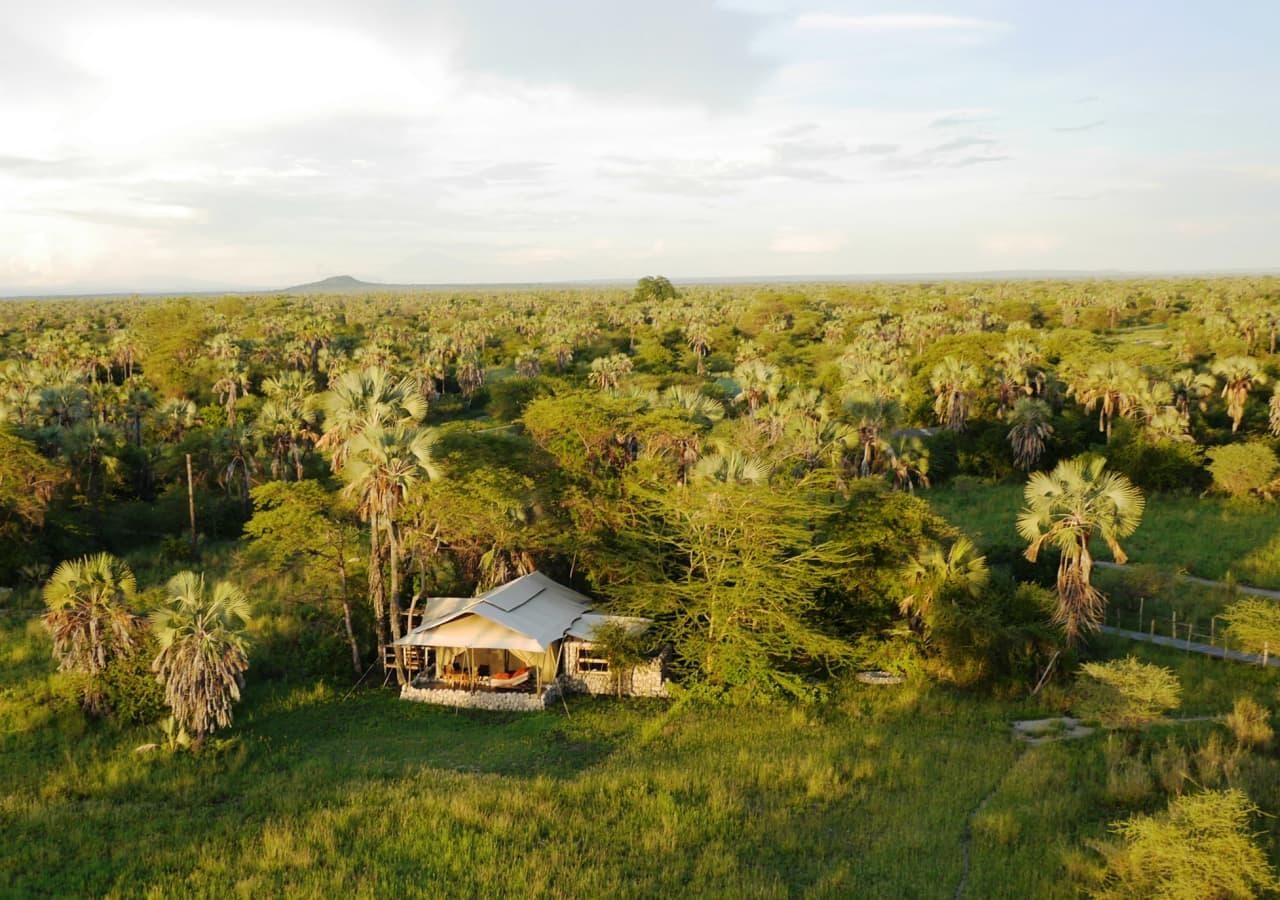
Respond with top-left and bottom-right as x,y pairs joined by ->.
151,571 -> 251,743
604,476 -> 853,701
1018,456 -> 1144,644
42,553 -> 141,713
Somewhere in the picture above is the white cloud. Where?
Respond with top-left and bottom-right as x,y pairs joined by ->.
795,14 -> 1010,34
771,231 -> 846,254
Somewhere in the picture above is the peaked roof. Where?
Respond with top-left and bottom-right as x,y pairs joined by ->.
396,571 -> 618,651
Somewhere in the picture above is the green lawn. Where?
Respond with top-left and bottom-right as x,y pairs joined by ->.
927,482 -> 1280,589
2,619 -> 1277,898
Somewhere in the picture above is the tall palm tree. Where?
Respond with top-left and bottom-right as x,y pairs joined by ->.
151,571 -> 252,742
42,553 -> 140,713
692,449 -> 771,484
1212,356 -> 1267,433
994,339 -> 1045,416
1270,384 -> 1280,437
1169,368 -> 1215,419
1018,456 -> 1145,644
930,356 -> 982,431
732,360 -> 783,417
1007,398 -> 1054,470
317,367 -> 426,471
342,425 -> 442,683
685,320 -> 712,375
1071,360 -> 1141,442
899,537 -> 989,627
588,354 -> 633,392
258,372 -> 320,480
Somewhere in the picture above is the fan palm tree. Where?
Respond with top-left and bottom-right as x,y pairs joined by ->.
994,339 -> 1045,416
317,367 -> 425,471
899,537 -> 988,626
732,360 -> 783,416
1018,456 -> 1145,644
685,320 -> 712,375
588,354 -> 633,392
1007,398 -> 1054,470
692,449 -> 771,484
151,571 -> 252,742
1169,368 -> 1215,419
1071,360 -> 1141,442
42,553 -> 141,713
1212,356 -> 1267,433
258,373 -> 321,481
930,356 -> 982,431
1269,385 -> 1280,437
342,425 -> 442,683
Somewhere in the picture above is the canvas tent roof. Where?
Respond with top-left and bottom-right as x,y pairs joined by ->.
395,571 -> 641,651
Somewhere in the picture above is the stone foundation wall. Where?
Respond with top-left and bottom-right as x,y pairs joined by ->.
562,642 -> 669,698
400,683 -> 561,711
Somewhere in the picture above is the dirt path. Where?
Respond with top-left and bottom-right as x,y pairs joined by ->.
1099,625 -> 1280,667
954,751 -> 1020,900
1094,560 -> 1280,600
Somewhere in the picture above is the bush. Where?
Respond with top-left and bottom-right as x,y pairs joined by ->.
1206,442 -> 1278,499
1075,658 -> 1181,729
1221,597 -> 1280,656
1224,697 -> 1273,749
100,637 -> 166,725
1106,438 -> 1208,493
1103,737 -> 1154,803
1090,790 -> 1279,899
1152,738 -> 1191,796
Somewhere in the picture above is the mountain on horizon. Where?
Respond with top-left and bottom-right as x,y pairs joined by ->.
282,274 -> 384,293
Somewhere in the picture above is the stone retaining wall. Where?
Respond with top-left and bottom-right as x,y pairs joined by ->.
400,682 -> 561,711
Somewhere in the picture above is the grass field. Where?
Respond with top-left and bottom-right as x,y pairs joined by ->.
3,619 -> 1278,898
927,482 -> 1280,589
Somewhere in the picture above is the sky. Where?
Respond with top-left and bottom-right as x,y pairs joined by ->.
2,0 -> 1278,294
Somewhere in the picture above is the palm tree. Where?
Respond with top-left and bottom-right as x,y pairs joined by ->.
1212,356 -> 1267,433
342,425 -> 442,683
994,339 -> 1045,416
732,360 -> 783,416
1169,368 -> 1214,419
317,367 -> 426,471
930,356 -> 982,431
588,354 -> 633,392
151,571 -> 252,742
1071,360 -> 1141,442
886,437 -> 930,492
1018,456 -> 1145,644
899,537 -> 989,627
42,553 -> 141,713
1007,398 -> 1054,470
692,449 -> 771,484
685,320 -> 712,375
259,372 -> 320,480
1270,385 -> 1280,437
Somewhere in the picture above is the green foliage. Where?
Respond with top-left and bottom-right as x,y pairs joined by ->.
1221,598 -> 1280,656
602,476 -> 855,702
1076,658 -> 1181,729
100,634 -> 167,725
1207,442 -> 1279,499
1091,790 -> 1280,899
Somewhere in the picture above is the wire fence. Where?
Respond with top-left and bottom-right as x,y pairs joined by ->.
1104,602 -> 1272,665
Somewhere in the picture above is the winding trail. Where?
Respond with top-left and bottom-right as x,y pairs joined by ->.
954,745 -> 1026,899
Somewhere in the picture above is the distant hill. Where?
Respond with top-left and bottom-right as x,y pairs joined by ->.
282,275 -> 386,293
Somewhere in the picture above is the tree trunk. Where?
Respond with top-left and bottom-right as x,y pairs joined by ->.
368,511 -> 388,669
386,522 -> 408,685
336,547 -> 361,677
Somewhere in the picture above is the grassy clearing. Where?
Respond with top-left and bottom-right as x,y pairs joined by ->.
3,620 -> 1277,898
927,482 -> 1280,589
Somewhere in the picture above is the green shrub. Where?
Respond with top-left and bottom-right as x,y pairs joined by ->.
1076,658 -> 1181,729
1224,697 -> 1273,750
1152,737 -> 1191,796
1206,442 -> 1278,499
100,636 -> 166,725
1221,597 -> 1280,656
1091,790 -> 1279,899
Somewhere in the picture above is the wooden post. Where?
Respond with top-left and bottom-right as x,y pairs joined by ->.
1137,597 -> 1144,632
1171,610 -> 1177,640
185,453 -> 197,554
1149,616 -> 1155,638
